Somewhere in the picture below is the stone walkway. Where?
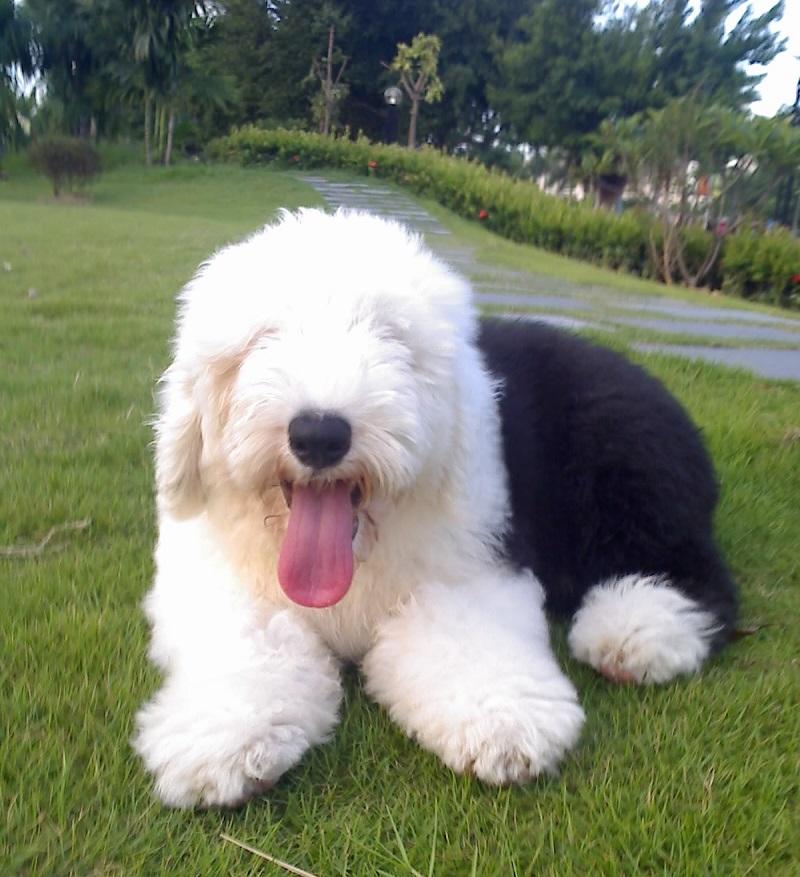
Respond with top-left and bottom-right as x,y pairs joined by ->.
301,175 -> 800,381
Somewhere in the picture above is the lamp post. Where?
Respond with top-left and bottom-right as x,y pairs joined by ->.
383,86 -> 403,144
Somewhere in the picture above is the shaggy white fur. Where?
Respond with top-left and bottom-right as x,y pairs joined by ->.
135,515 -> 342,807
363,574 -> 585,784
567,575 -> 719,684
133,209 -> 584,808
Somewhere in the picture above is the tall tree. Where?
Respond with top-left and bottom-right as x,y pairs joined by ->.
310,6 -> 350,135
491,0 -> 786,158
23,0 -> 112,137
250,0 -> 337,126
196,0 -> 274,127
491,0 -> 610,159
1,0 -> 34,159
125,0 -> 205,164
640,0 -> 786,109
389,32 -> 443,148
412,0 -> 528,149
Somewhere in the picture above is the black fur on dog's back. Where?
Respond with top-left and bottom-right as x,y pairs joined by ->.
477,317 -> 737,647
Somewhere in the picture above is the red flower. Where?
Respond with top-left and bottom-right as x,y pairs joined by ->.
478,209 -> 489,220
367,160 -> 378,169
791,274 -> 800,284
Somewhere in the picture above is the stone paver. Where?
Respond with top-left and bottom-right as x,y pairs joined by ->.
478,291 -> 591,312
634,344 -> 800,382
614,316 -> 800,344
614,299 -> 800,327
301,174 -> 800,381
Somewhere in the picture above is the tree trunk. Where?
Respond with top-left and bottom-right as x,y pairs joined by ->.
322,93 -> 331,136
676,230 -> 723,288
661,214 -> 676,286
322,24 -> 334,136
153,103 -> 161,160
157,104 -> 167,162
647,228 -> 661,280
164,108 -> 176,167
144,93 -> 153,166
408,98 -> 419,148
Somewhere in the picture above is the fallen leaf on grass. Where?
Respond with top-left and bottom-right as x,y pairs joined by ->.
730,624 -> 764,640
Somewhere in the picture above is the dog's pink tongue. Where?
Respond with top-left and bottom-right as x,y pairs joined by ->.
278,482 -> 354,608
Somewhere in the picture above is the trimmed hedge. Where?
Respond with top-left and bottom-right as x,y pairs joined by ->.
722,228 -> 800,308
208,127 -> 800,309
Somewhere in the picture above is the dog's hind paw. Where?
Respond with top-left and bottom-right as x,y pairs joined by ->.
568,574 -> 719,685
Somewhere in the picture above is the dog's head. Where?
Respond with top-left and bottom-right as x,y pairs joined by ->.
155,209 -> 476,608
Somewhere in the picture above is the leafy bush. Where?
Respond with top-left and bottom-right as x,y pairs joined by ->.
722,228 -> 800,308
208,127 -> 800,309
28,137 -> 101,197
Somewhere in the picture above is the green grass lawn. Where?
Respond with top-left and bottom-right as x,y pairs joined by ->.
2,158 -> 799,876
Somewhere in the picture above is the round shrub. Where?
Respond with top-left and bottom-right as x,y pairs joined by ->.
28,137 -> 101,197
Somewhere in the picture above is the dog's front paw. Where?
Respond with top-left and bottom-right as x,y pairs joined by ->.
133,687 -> 315,808
433,686 -> 586,785
363,576 -> 585,785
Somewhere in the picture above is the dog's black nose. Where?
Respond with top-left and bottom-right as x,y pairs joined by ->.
288,412 -> 352,470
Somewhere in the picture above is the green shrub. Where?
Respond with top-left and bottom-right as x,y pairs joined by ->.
28,137 -> 101,197
722,228 -> 800,308
208,127 -> 800,309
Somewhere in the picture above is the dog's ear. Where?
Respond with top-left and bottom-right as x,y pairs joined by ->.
154,364 -> 205,518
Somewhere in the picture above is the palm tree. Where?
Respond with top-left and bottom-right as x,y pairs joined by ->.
127,0 -> 203,165
163,49 -> 236,165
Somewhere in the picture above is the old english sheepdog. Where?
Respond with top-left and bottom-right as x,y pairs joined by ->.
134,209 -> 737,808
